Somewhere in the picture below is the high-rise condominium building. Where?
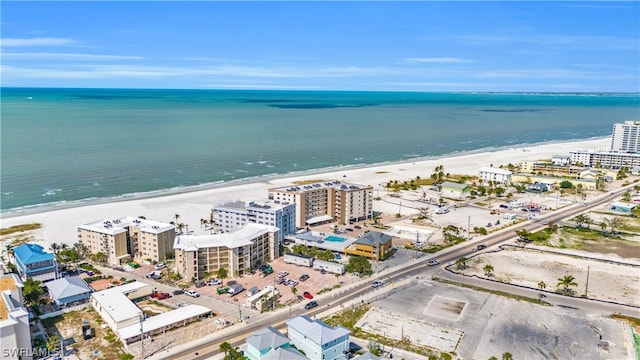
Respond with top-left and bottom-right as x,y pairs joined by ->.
268,180 -> 373,228
611,120 -> 640,153
78,217 -> 175,266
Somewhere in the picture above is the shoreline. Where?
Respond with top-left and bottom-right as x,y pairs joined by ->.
1,136 -> 609,219
0,136 -> 611,249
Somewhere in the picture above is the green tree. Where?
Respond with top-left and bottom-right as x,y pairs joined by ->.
483,264 -> 494,277
515,229 -> 531,242
291,286 -> 298,299
91,251 -> 107,264
605,216 -> 626,235
216,267 -> 228,286
335,273 -> 341,286
455,257 -> 468,270
46,335 -> 60,354
599,221 -> 607,234
494,187 -> 506,197
557,274 -> 578,295
559,180 -> 574,189
345,256 -> 372,276
573,214 -> 590,229
23,278 -> 46,310
502,353 -> 514,360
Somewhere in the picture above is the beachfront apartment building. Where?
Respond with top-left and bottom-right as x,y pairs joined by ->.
478,166 -> 512,186
268,180 -> 373,228
78,217 -> 175,266
173,223 -> 279,280
13,243 -> 58,282
569,150 -> 640,169
212,200 -> 296,243
1,273 -> 32,360
611,120 -> 640,153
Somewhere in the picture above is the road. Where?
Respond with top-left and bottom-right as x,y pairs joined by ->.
150,186 -> 636,360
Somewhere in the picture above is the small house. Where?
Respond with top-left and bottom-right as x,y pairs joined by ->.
440,181 -> 471,200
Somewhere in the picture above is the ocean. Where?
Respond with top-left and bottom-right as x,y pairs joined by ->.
1,88 -> 639,214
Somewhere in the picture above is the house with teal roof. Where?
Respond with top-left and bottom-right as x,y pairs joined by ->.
13,243 -> 58,282
245,326 -> 306,360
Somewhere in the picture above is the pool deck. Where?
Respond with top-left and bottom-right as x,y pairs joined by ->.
287,231 -> 358,253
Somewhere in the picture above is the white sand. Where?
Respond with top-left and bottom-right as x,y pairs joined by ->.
0,138 -> 610,249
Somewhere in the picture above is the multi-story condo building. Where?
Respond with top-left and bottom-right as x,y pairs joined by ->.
268,180 -> 373,228
173,223 -> 279,280
569,150 -> 640,169
78,217 -> 175,266
611,120 -> 640,153
212,200 -> 296,243
286,315 -> 350,360
478,166 -> 512,186
1,273 -> 32,360
13,243 -> 58,282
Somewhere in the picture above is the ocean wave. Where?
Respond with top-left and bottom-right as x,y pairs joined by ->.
41,188 -> 63,196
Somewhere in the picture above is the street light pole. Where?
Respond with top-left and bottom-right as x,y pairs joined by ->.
140,315 -> 144,360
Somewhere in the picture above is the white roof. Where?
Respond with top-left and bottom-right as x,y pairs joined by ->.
479,167 -> 512,175
79,216 -> 174,235
117,304 -> 211,340
287,315 -> 350,346
269,180 -> 372,193
305,214 -> 334,224
174,223 -> 278,251
91,281 -> 149,323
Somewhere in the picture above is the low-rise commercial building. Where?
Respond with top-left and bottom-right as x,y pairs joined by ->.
440,181 -> 471,200
13,243 -> 57,282
174,223 -> 280,280
478,167 -> 512,186
344,231 -> 393,260
90,281 -> 152,331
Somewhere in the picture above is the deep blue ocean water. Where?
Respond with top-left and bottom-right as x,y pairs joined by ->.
1,88 -> 639,214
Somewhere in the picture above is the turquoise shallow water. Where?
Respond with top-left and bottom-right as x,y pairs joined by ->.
1,88 -> 639,213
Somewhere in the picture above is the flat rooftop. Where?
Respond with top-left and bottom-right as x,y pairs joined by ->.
79,216 -> 175,235
286,231 -> 357,253
117,304 -> 211,340
269,180 -> 372,193
91,281 -> 149,323
0,275 -> 18,320
174,223 -> 278,251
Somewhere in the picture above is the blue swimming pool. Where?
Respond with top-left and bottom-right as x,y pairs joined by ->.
325,236 -> 346,242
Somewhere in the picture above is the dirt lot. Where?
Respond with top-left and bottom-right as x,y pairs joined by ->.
460,245 -> 640,306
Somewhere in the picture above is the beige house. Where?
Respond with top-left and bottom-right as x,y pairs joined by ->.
173,223 -> 279,280
78,217 -> 175,266
268,180 -> 373,228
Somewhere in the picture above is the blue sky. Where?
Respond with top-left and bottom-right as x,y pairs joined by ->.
2,1 -> 639,92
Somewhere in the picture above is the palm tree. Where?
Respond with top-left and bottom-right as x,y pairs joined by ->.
573,214 -> 590,229
291,286 -> 298,299
220,342 -> 233,357
216,267 -> 228,286
46,335 -> 60,354
538,280 -> 546,300
335,273 -> 341,286
605,216 -> 626,235
502,353 -> 514,360
557,274 -> 578,295
599,221 -> 607,235
483,264 -> 494,277
455,257 -> 467,270
51,243 -> 60,255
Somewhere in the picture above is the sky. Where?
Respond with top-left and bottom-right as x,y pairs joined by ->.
2,1 -> 639,92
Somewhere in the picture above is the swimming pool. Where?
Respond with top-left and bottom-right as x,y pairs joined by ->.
325,236 -> 346,242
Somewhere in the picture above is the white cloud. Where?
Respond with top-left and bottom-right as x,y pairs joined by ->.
403,57 -> 473,64
3,53 -> 144,61
460,34 -> 638,51
473,68 -> 636,80
2,37 -> 79,47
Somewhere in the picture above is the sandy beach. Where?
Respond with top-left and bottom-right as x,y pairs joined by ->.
1,137 -> 610,249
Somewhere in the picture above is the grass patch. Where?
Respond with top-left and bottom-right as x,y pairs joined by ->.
432,277 -> 551,306
611,314 -> 640,328
375,171 -> 389,174
292,179 -> 325,185
0,223 -> 41,235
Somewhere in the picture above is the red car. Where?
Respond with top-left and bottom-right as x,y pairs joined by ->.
150,291 -> 171,300
303,291 -> 313,299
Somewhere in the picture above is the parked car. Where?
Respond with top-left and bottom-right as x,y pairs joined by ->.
303,291 -> 314,299
299,274 -> 310,281
334,253 -> 342,260
287,279 -> 299,287
371,280 -> 385,288
305,301 -> 319,310
173,289 -> 184,296
184,290 -> 200,298
206,279 -> 221,286
297,295 -> 304,301
427,260 -> 440,266
155,263 -> 168,270
150,291 -> 171,300
278,271 -> 289,278
354,225 -> 362,229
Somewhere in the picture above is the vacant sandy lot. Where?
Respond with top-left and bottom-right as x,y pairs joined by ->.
459,245 -> 640,306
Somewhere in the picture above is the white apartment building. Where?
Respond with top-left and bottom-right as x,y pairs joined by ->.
478,166 -> 512,186
78,217 -> 175,266
212,200 -> 296,243
611,120 -> 640,153
173,223 -> 279,280
569,150 -> 640,169
268,180 -> 373,228
0,274 -> 32,360
287,315 -> 350,360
